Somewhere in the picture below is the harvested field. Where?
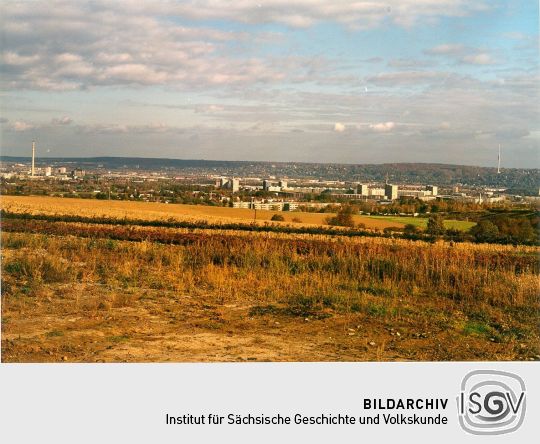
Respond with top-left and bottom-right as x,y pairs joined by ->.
1,196 -> 404,229
0,195 -> 403,229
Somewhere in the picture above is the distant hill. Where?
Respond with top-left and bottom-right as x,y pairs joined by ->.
1,156 -> 539,194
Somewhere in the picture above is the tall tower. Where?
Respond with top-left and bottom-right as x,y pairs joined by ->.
497,144 -> 501,174
31,140 -> 35,177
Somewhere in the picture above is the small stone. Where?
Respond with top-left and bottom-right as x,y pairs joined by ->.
369,341 -> 376,346
489,337 -> 496,342
304,318 -> 309,322
520,343 -> 527,349
396,332 -> 401,337
348,328 -> 355,332
62,356 -> 68,361
348,332 -> 355,336
274,322 -> 280,325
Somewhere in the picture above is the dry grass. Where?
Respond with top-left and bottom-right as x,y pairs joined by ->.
2,226 -> 539,362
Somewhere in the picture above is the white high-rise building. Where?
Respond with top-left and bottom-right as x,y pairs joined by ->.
426,185 -> 438,196
357,184 -> 369,196
231,178 -> 240,193
384,184 -> 398,200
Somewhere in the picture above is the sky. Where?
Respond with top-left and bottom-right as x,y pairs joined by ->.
0,0 -> 538,167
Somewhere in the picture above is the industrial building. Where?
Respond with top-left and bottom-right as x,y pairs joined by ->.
262,179 -> 283,192
357,184 -> 369,196
384,184 -> 398,200
369,188 -> 385,197
216,177 -> 240,193
233,201 -> 298,211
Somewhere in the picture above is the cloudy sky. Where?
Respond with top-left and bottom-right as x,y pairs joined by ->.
1,0 -> 538,166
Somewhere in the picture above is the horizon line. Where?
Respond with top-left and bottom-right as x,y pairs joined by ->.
1,155 -> 537,171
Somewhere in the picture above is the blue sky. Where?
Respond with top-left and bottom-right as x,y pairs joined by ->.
1,0 -> 538,167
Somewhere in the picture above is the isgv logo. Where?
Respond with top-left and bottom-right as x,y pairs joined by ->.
457,370 -> 526,435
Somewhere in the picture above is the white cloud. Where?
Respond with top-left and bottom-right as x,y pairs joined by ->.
424,44 -> 465,55
0,0 -> 495,91
158,0 -> 490,29
387,58 -> 434,68
195,104 -> 225,113
369,121 -> 396,132
11,121 -> 35,131
502,32 -> 528,40
367,71 -> 448,86
425,44 -> 497,66
334,122 -> 346,132
51,116 -> 73,125
1,51 -> 40,66
0,2 -> 291,91
461,53 -> 495,65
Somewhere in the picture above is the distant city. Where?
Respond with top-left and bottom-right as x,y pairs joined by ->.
1,142 -> 539,214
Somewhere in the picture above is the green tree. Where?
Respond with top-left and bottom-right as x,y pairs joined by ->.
404,224 -> 418,235
470,220 -> 500,242
516,220 -> 535,243
426,214 -> 445,235
325,205 -> 356,228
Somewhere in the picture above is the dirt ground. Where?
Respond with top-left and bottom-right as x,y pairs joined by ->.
2,282 -> 536,363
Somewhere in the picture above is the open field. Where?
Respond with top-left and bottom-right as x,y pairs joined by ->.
1,196 -> 477,232
366,216 -> 476,231
1,212 -> 539,362
1,195 -> 403,229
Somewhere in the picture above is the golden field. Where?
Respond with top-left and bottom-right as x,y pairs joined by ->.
0,195 -> 403,229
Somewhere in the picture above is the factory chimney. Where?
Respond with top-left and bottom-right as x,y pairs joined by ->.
31,140 -> 36,177
497,144 -> 501,174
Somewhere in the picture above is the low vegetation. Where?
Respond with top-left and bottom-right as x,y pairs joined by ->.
2,218 -> 539,362
1,196 -> 539,362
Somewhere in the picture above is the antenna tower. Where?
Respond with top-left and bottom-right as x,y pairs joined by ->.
31,140 -> 36,177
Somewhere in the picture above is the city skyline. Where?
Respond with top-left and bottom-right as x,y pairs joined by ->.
1,1 -> 538,167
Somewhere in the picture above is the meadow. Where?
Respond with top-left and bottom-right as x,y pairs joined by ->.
366,215 -> 476,231
1,196 -> 538,362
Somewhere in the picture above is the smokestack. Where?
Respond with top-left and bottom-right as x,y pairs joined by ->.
497,144 -> 501,174
31,140 -> 35,177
